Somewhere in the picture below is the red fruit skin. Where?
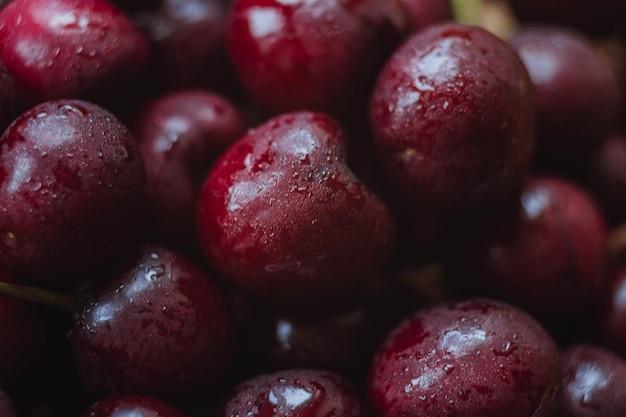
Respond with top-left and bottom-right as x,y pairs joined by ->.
589,134 -> 626,221
0,60 -> 19,131
133,0 -> 232,91
220,369 -> 363,417
369,299 -> 561,417
227,0 -> 400,115
461,177 -> 607,320
197,111 -> 396,304
557,345 -> 626,417
82,395 -> 186,417
370,23 -> 535,211
0,100 -> 146,281
0,0 -> 150,105
509,27 -> 619,162
135,90 -> 247,248
72,246 -> 235,403
399,0 -> 452,31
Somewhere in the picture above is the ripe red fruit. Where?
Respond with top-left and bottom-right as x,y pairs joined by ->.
134,90 -> 247,248
227,0 -> 401,115
0,99 -> 146,281
369,299 -> 561,417
0,60 -> 19,131
72,246 -> 235,403
197,111 -> 395,304
219,369 -> 363,417
370,23 -> 535,211
0,0 -> 150,105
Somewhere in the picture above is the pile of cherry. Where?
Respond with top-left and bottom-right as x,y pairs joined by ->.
0,0 -> 626,415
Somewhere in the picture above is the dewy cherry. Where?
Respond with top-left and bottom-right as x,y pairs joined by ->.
370,23 -> 535,211
369,299 -> 562,417
134,90 -> 247,248
197,111 -> 396,305
0,60 -> 19,131
0,0 -> 150,105
0,99 -> 147,281
82,395 -> 186,417
72,246 -> 235,403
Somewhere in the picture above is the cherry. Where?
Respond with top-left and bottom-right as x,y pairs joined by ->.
0,389 -> 17,417
398,0 -> 452,31
369,299 -> 561,417
0,99 -> 146,281
558,345 -> 626,417
82,395 -> 186,417
0,60 -> 19,131
597,264 -> 626,355
227,0 -> 401,115
132,0 -> 232,91
72,246 -> 235,403
370,23 -> 535,211
219,369 -> 363,417
134,90 -> 247,248
197,111 -> 396,305
458,176 -> 607,321
0,0 -> 150,105
509,26 -> 619,166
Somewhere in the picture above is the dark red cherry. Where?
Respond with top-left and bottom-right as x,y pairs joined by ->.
558,345 -> 626,417
370,23 -> 535,211
227,0 -> 401,115
509,27 -> 619,165
82,395 -> 186,417
0,390 -> 17,417
0,60 -> 19,131
0,100 -> 146,281
134,90 -> 247,248
72,246 -> 235,403
132,0 -> 232,91
197,111 -> 396,304
459,177 -> 607,320
220,369 -> 363,417
369,299 -> 561,417
0,0 -> 150,105
398,0 -> 452,31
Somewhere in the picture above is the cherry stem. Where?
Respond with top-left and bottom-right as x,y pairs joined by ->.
0,282 -> 81,312
451,0 -> 483,25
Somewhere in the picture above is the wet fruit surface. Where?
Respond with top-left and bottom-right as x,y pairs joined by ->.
0,99 -> 146,280
197,111 -> 395,304
82,395 -> 186,417
369,299 -> 561,417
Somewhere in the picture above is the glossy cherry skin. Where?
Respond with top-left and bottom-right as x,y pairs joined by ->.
0,60 -> 19,131
82,395 -> 186,417
557,345 -> 626,417
459,177 -> 607,320
509,27 -> 619,164
220,369 -> 363,417
197,111 -> 396,305
370,23 -> 535,211
0,0 -> 150,105
135,90 -> 247,248
598,265 -> 626,355
369,299 -> 561,417
132,0 -> 232,91
72,246 -> 235,403
0,100 -> 146,280
0,390 -> 17,417
399,0 -> 452,31
227,0 -> 400,115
